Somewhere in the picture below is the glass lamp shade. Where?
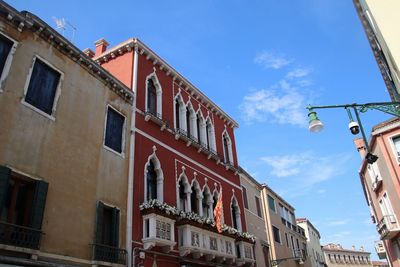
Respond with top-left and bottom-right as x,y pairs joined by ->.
309,119 -> 324,133
308,110 -> 324,133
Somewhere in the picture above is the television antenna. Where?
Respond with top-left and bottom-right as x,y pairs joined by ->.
52,16 -> 77,43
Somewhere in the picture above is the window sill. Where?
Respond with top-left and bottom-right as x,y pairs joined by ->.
103,145 -> 125,158
21,100 -> 56,121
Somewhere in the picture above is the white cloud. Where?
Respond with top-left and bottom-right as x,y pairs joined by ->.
327,219 -> 351,226
254,51 -> 292,69
260,151 -> 352,196
239,85 -> 309,127
240,54 -> 315,127
286,68 -> 311,79
317,189 -> 326,194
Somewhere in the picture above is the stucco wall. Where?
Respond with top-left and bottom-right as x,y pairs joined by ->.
0,20 -> 131,262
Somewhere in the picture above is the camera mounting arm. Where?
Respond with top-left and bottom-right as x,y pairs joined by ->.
306,101 -> 400,164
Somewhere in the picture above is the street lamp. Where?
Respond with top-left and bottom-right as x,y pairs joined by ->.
306,101 -> 400,164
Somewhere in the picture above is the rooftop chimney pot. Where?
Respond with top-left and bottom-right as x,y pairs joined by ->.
94,38 -> 109,57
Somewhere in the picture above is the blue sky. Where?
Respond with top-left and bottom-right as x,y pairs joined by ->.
11,0 -> 393,259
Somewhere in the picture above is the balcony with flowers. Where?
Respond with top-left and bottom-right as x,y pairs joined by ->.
140,200 -> 255,265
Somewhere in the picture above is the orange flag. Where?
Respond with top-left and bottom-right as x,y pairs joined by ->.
213,189 -> 223,233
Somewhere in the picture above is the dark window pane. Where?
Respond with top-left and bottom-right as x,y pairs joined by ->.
0,34 -> 13,77
175,100 -> 180,129
105,107 -> 125,153
242,186 -> 248,209
147,79 -> 156,114
25,59 -> 60,115
255,196 -> 262,217
146,161 -> 157,201
223,136 -> 230,162
268,195 -> 276,212
186,108 -> 191,137
191,185 -> 198,214
273,226 -> 280,243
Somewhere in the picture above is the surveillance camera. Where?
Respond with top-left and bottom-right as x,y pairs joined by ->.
348,121 -> 360,135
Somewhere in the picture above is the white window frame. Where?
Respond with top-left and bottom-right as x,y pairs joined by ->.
0,31 -> 18,92
389,134 -> 400,164
222,129 -> 234,164
144,150 -> 164,203
103,105 -> 127,158
272,225 -> 281,244
174,93 -> 186,131
144,72 -> 162,116
205,117 -> 216,151
379,192 -> 395,218
21,55 -> 64,121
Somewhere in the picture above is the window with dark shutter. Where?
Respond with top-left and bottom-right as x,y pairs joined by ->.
25,58 -> 61,115
0,34 -> 13,78
0,167 -> 48,250
196,114 -> 201,143
105,107 -> 125,154
255,196 -> 262,217
241,186 -> 248,209
186,108 -> 191,137
95,202 -> 120,247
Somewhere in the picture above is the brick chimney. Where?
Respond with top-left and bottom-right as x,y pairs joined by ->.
354,138 -> 367,158
94,38 -> 109,57
83,48 -> 95,58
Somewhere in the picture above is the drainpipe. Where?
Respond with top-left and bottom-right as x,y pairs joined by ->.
127,41 -> 139,267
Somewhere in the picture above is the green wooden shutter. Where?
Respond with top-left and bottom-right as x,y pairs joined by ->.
111,208 -> 119,247
0,166 -> 11,214
29,180 -> 48,229
95,201 -> 105,244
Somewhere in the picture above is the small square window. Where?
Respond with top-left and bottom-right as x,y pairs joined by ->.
272,226 -> 281,244
268,195 -> 276,212
104,107 -> 125,154
25,58 -> 61,115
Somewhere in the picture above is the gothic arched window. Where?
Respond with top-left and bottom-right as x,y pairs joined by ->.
146,160 -> 157,201
147,79 -> 157,114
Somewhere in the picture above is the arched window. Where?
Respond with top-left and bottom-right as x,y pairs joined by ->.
231,197 -> 242,231
174,95 -> 186,131
145,75 -> 162,116
175,99 -> 180,130
144,151 -> 164,203
147,79 -> 157,114
196,113 -> 201,143
190,181 -> 201,215
222,131 -> 233,164
202,187 -> 212,218
223,135 -> 230,163
179,179 -> 188,211
206,118 -> 216,151
186,107 -> 191,137
146,160 -> 157,201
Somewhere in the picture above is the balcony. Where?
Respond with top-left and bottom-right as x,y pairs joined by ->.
92,243 -> 127,265
294,249 -> 305,263
236,241 -> 256,266
372,175 -> 383,192
144,110 -> 169,131
178,223 -> 236,264
0,221 -> 42,250
377,215 -> 400,239
374,241 -> 387,259
142,212 -> 176,252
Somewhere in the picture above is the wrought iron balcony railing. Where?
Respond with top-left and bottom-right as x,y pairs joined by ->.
92,243 -> 127,265
0,221 -> 42,250
144,110 -> 169,130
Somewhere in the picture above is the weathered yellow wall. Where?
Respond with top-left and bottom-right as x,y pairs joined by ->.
0,20 -> 131,262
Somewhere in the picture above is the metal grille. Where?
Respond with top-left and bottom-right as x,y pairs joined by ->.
0,221 -> 42,249
156,220 -> 171,240
92,243 -> 127,264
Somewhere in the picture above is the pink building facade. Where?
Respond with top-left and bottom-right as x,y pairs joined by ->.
355,118 -> 400,267
85,38 -> 256,267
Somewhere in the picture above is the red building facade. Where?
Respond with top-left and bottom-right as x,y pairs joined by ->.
89,38 -> 255,267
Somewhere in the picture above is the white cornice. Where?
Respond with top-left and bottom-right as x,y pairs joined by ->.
94,38 -> 239,128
